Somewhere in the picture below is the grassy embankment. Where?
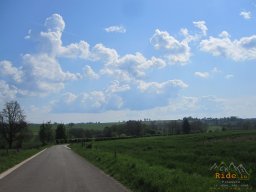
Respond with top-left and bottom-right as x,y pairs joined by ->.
0,124 -> 50,174
0,147 -> 45,173
71,130 -> 256,192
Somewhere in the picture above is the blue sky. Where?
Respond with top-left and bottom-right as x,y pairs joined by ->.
1,0 -> 256,123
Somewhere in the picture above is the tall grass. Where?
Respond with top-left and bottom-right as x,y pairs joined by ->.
71,130 -> 256,191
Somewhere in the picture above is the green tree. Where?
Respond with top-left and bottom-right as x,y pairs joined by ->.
182,118 -> 191,134
39,122 -> 54,145
0,101 -> 28,149
55,124 -> 67,141
125,121 -> 145,136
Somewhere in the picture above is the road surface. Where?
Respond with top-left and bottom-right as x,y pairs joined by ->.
0,145 -> 130,192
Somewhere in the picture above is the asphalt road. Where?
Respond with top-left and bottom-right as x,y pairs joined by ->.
0,145 -> 130,192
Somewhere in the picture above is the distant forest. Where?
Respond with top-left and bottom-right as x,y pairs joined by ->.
57,116 -> 256,143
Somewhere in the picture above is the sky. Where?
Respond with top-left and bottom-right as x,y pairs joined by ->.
0,0 -> 256,123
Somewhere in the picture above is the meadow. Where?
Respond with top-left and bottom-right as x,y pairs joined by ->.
71,130 -> 256,192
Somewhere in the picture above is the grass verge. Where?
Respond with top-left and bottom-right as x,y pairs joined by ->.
0,147 -> 45,173
71,130 -> 256,192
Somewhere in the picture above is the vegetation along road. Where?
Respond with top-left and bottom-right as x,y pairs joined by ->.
0,145 -> 129,192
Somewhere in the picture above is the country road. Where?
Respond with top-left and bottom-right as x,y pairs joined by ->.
0,145 -> 130,192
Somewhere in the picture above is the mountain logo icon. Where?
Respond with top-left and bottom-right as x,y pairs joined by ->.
210,161 -> 250,180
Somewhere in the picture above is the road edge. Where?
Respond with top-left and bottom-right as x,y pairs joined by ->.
0,148 -> 47,179
70,148 -> 131,192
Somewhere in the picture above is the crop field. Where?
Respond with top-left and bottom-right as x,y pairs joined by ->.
71,130 -> 256,192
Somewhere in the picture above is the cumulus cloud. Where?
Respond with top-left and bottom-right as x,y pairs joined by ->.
84,65 -> 99,79
106,81 -> 130,93
63,92 -> 77,104
61,41 -> 91,59
137,79 -> 188,94
0,80 -> 18,102
105,25 -> 126,33
23,54 -> 81,81
194,71 -> 209,78
81,91 -> 106,109
0,13 -> 190,114
91,43 -> 119,64
150,29 -> 191,64
40,14 -> 91,59
240,11 -> 252,19
51,78 -> 188,113
22,54 -> 81,92
44,13 -> 65,32
200,31 -> 256,61
117,53 -> 151,78
100,52 -> 166,82
150,21 -> 209,64
193,20 -> 208,36
0,60 -> 23,82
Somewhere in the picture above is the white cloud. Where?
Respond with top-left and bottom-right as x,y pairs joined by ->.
240,11 -> 252,19
38,82 -> 65,93
225,74 -> 234,79
180,28 -> 197,42
193,20 -> 208,36
200,31 -> 256,61
105,25 -> 126,33
63,92 -> 77,104
100,52 -> 166,82
139,56 -> 166,69
117,52 -> 151,78
150,29 -> 191,64
100,68 -> 131,82
106,80 -> 130,93
61,41 -> 91,59
219,31 -> 230,39
44,13 -> 65,32
0,60 -> 23,82
194,71 -> 209,78
0,80 -> 18,102
82,91 -> 106,109
40,14 -> 91,59
1,13 -> 193,114
118,53 -> 166,78
137,79 -> 188,94
50,78 -> 188,113
23,54 -> 80,81
22,54 -> 81,92
84,65 -> 99,79
91,43 -> 119,64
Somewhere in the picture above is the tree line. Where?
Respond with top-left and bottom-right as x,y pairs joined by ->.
0,101 -> 70,149
1,101 -> 256,149
0,101 -> 31,149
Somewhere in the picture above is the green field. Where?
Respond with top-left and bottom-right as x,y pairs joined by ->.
71,130 -> 256,192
